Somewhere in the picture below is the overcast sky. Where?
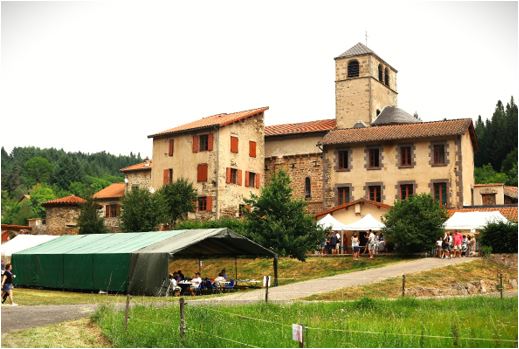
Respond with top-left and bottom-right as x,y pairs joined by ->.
1,0 -> 517,158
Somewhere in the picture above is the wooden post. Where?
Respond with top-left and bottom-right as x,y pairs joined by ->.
300,324 -> 305,348
499,273 -> 504,299
402,274 -> 406,297
179,297 -> 186,338
273,255 -> 279,287
234,257 -> 238,280
124,293 -> 130,331
265,276 -> 269,303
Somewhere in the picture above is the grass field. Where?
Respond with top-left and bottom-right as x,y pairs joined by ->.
94,296 -> 518,348
305,257 -> 518,301
171,255 -> 403,285
1,318 -> 110,348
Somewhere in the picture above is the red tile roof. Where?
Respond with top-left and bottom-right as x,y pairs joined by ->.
448,206 -> 518,223
321,118 -> 477,147
315,198 -> 393,218
504,186 -> 518,199
42,195 -> 86,207
120,161 -> 152,173
148,107 -> 269,138
265,119 -> 336,137
93,183 -> 125,200
474,183 -> 504,187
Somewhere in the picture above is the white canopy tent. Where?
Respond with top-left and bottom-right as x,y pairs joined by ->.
317,214 -> 349,231
443,211 -> 509,231
1,234 -> 59,258
343,214 -> 385,231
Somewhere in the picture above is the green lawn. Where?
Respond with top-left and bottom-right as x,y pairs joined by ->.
94,296 -> 517,348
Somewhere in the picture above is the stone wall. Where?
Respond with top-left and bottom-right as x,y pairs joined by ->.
45,206 -> 81,235
94,199 -> 122,232
265,153 -> 324,215
126,170 -> 151,191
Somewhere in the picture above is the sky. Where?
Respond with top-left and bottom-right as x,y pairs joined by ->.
1,0 -> 517,158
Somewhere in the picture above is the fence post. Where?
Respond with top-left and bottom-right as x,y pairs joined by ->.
499,273 -> 504,299
401,274 -> 406,297
179,297 -> 186,338
300,324 -> 305,348
265,276 -> 269,303
124,293 -> 130,331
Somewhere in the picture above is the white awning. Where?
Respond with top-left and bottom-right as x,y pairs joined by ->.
343,214 -> 385,231
1,234 -> 59,257
443,211 -> 509,230
317,214 -> 349,231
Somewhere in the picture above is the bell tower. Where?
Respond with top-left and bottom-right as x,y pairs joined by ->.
335,43 -> 398,128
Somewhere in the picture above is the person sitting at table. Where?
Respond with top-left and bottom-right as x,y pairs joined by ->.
168,273 -> 181,296
177,270 -> 185,281
190,272 -> 202,295
213,272 -> 227,289
219,269 -> 228,280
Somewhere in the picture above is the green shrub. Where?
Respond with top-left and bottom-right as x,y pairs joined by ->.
479,245 -> 493,257
479,221 -> 518,253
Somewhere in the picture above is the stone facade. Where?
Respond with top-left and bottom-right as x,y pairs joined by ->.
335,54 -> 397,128
45,206 -> 81,235
126,170 -> 152,192
150,112 -> 265,219
95,199 -> 122,232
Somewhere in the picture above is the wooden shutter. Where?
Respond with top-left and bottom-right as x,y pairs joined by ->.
168,139 -> 174,156
230,136 -> 239,153
192,135 -> 199,153
105,205 -> 109,218
237,169 -> 242,186
207,133 -> 214,151
226,167 -> 231,184
255,173 -> 260,189
197,163 -> 208,182
244,171 -> 250,187
206,196 -> 213,211
163,169 -> 170,185
249,141 -> 256,158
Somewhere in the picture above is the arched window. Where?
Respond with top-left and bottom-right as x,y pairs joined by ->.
305,177 -> 311,198
378,64 -> 383,82
347,60 -> 359,78
384,68 -> 390,87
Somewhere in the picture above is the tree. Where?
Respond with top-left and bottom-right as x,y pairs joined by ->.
120,187 -> 167,232
23,156 -> 53,186
479,221 -> 518,253
157,179 -> 197,227
243,170 -> 326,261
29,183 -> 56,218
51,156 -> 85,190
78,197 -> 107,234
383,194 -> 448,255
474,164 -> 509,184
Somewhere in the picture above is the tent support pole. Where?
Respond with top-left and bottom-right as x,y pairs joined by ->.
273,255 -> 278,287
234,257 -> 238,280
198,258 -> 201,274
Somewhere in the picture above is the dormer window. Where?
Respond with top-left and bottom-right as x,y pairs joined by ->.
347,60 -> 359,78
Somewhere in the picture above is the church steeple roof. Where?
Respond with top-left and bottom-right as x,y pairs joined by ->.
335,42 -> 374,59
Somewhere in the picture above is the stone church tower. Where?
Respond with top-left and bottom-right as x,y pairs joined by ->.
335,43 -> 398,128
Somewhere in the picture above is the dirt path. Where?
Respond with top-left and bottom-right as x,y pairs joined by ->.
1,257 -> 475,333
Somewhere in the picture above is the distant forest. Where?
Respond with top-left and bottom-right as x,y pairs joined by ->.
1,147 -> 142,224
474,97 -> 517,186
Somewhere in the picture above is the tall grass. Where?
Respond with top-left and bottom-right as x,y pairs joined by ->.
94,296 -> 517,348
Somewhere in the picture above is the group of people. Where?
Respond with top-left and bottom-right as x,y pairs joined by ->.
322,232 -> 342,254
351,230 -> 384,260
437,231 -> 476,258
167,268 -> 230,296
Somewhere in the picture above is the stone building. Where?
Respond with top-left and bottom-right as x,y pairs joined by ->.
41,195 -> 86,235
472,183 -> 518,206
147,107 -> 267,219
120,158 -> 152,192
92,182 -> 125,232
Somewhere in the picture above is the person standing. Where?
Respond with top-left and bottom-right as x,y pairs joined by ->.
453,231 -> 463,258
367,230 -> 376,259
351,233 -> 360,260
335,232 -> 341,254
330,234 -> 338,255
1,263 -> 17,306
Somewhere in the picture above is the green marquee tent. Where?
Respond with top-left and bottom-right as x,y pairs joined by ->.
12,228 -> 277,295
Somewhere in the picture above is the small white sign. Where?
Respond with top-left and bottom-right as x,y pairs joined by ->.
263,275 -> 271,287
292,324 -> 303,343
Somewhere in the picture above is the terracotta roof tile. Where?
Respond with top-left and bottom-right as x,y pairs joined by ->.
448,206 -> 518,223
120,161 -> 152,173
148,107 -> 269,138
93,183 -> 125,200
321,118 -> 476,146
265,119 -> 336,137
43,195 -> 86,207
504,186 -> 518,199
315,198 -> 393,218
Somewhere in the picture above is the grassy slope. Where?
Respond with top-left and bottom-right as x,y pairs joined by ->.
305,257 -> 518,301
170,255 -> 402,285
1,318 -> 111,348
95,297 -> 518,348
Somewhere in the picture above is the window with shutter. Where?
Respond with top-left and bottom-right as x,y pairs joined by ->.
433,182 -> 448,207
168,139 -> 174,156
433,144 -> 446,165
249,141 -> 257,158
368,185 -> 382,202
230,136 -> 239,153
237,169 -> 242,186
400,146 -> 412,167
337,187 -> 350,205
192,135 -> 199,153
255,173 -> 261,189
199,134 -> 209,151
207,133 -> 214,151
226,168 -> 232,184
368,148 -> 381,168
400,184 -> 414,200
197,163 -> 208,182
197,196 -> 207,211
163,169 -> 170,185
337,150 -> 349,170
